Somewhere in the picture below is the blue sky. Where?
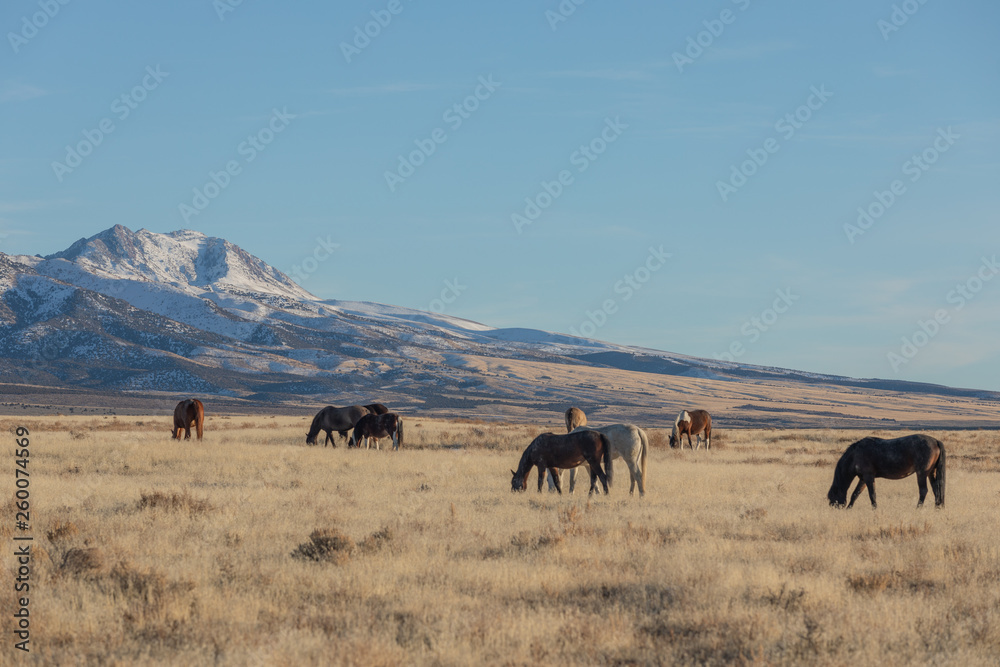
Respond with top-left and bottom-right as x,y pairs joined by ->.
2,0 -> 998,390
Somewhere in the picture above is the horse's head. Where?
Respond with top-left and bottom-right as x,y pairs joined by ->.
828,479 -> 848,507
305,433 -> 316,446
827,447 -> 854,506
668,432 -> 678,448
510,469 -> 526,492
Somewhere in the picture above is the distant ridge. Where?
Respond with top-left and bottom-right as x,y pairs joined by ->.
2,225 -> 998,426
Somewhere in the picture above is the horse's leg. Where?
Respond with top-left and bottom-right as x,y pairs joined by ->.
568,467 -> 576,494
847,479 -> 866,508
864,475 -> 877,508
587,456 -> 609,495
916,472 -> 928,507
545,468 -> 562,493
624,457 -> 642,496
549,467 -> 563,494
929,468 -> 943,506
537,464 -> 548,493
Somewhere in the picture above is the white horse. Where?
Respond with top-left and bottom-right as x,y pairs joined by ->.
548,424 -> 648,496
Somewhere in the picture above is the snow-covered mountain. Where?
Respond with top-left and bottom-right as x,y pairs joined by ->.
1,226 -> 995,423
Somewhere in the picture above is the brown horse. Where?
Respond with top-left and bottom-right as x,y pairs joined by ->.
350,413 -> 404,450
828,435 -> 945,509
511,431 -> 611,496
670,409 -> 712,450
306,405 -> 370,446
171,399 -> 204,440
565,407 -> 587,432
364,403 -> 389,415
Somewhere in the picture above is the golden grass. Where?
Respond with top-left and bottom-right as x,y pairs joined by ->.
2,417 -> 999,665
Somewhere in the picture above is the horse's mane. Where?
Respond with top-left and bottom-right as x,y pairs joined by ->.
831,440 -> 867,489
672,410 -> 689,437
307,408 -> 326,437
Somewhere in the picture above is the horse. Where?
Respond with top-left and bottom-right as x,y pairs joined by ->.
828,434 -> 945,509
565,407 -> 587,432
670,409 -> 712,450
559,424 -> 648,496
364,403 -> 389,415
350,413 -> 404,450
511,431 -> 611,496
171,399 -> 204,440
305,405 -> 370,446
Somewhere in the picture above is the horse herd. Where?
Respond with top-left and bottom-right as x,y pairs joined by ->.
169,398 -> 946,509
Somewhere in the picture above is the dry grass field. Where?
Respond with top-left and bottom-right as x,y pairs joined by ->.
3,414 -> 999,666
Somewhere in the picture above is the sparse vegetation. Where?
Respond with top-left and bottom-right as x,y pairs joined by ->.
5,417 -> 999,665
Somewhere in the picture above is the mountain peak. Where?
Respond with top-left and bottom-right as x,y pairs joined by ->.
44,225 -> 315,300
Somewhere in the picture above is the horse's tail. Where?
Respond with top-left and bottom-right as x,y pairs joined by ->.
601,433 -> 612,490
935,439 -> 946,507
638,427 -> 648,492
396,417 -> 404,450
195,400 -> 204,440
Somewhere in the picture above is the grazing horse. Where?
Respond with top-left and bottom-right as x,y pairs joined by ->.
511,431 -> 611,496
828,434 -> 945,509
364,403 -> 389,415
305,405 -> 370,446
171,399 -> 204,440
350,413 -> 404,450
670,409 -> 712,450
565,407 -> 587,432
562,424 -> 649,496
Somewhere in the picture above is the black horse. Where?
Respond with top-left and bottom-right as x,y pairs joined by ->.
828,434 -> 945,509
511,431 -> 611,496
364,403 -> 389,415
350,413 -> 404,450
305,405 -> 370,446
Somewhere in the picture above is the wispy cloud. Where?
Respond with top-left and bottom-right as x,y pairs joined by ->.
0,200 -> 56,213
328,82 -> 443,97
704,41 -> 798,63
871,64 -> 917,78
0,81 -> 47,104
540,68 -> 654,81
